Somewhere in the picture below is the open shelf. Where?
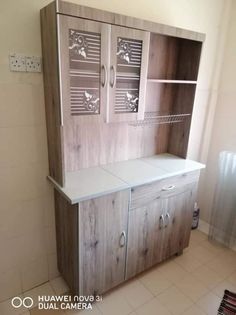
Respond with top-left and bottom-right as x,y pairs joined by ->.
147,79 -> 197,84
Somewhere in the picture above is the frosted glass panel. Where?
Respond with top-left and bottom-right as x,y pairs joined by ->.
69,29 -> 101,115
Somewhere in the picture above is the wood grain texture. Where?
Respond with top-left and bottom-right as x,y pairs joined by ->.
161,183 -> 197,259
54,189 -> 79,294
40,2 -> 65,186
126,198 -> 164,279
130,170 -> 200,210
78,190 -> 129,296
56,0 -> 205,42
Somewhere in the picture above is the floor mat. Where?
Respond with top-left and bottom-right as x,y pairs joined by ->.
218,290 -> 236,314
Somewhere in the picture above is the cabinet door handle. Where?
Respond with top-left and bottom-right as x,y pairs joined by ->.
162,185 -> 175,191
119,231 -> 126,247
101,64 -> 107,87
110,65 -> 116,88
165,212 -> 170,228
159,214 -> 164,229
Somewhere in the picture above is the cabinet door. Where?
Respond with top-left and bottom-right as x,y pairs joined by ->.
161,184 -> 197,259
58,15 -> 110,122
108,25 -> 150,122
126,198 -> 164,280
79,190 -> 129,296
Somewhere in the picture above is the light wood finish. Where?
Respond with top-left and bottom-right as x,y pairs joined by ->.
40,2 -> 65,186
126,198 -> 164,279
130,170 -> 200,210
56,0 -> 205,42
54,189 -> 79,293
161,183 -> 197,259
58,15 -> 110,123
107,25 -> 150,122
78,190 -> 129,296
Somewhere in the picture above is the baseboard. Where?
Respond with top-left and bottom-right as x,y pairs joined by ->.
198,219 -> 210,235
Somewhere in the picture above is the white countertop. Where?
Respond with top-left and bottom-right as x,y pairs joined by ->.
48,153 -> 205,204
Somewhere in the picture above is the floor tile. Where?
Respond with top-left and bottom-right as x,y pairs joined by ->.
30,307 -> 65,314
49,277 -> 69,296
96,290 -> 133,315
139,268 -> 172,296
0,295 -> 28,315
65,303 -> 101,314
135,297 -> 171,315
200,239 -> 227,256
175,274 -> 208,302
188,245 -> 216,264
196,292 -> 221,315
157,260 -> 189,285
206,255 -> 236,278
182,304 -> 206,315
117,279 -> 153,309
212,279 -> 236,298
190,230 -> 208,243
156,286 -> 193,315
174,252 -> 203,272
23,283 -> 55,309
227,270 -> 236,285
191,265 -> 223,290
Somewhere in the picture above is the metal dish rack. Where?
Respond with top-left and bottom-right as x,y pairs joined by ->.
129,112 -> 191,127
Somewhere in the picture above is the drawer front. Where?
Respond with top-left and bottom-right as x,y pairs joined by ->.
130,170 -> 200,210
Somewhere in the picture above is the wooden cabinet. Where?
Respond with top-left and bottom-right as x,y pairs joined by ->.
126,181 -> 198,280
78,190 -> 129,295
55,189 -> 129,296
58,14 -> 149,124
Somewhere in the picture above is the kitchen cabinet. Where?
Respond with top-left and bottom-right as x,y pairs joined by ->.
126,177 -> 198,280
58,15 -> 149,123
55,189 -> 129,296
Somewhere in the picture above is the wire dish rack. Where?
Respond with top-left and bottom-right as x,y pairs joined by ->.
129,112 -> 191,127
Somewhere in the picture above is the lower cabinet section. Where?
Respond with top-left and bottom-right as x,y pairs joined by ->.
126,183 -> 197,279
54,176 -> 198,296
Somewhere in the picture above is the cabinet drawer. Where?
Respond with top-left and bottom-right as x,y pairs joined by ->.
130,170 -> 200,210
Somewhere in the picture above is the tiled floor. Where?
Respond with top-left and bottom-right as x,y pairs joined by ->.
1,229 -> 236,315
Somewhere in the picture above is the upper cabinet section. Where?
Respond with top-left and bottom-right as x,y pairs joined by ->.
58,16 -> 110,122
108,26 -> 149,122
58,15 -> 149,124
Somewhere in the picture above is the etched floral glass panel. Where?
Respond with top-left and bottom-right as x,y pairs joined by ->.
115,37 -> 142,114
69,29 -> 101,115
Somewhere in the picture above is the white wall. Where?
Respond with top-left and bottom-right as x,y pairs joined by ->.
199,0 -> 236,223
0,0 -> 231,300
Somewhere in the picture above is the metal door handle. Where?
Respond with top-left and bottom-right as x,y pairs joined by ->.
162,185 -> 175,191
159,214 -> 164,229
119,231 -> 126,247
165,212 -> 170,228
110,65 -> 116,88
101,64 -> 107,87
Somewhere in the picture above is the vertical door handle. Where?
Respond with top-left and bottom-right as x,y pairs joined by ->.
119,231 -> 126,247
165,212 -> 170,228
110,65 -> 116,88
101,64 -> 107,87
159,214 -> 164,229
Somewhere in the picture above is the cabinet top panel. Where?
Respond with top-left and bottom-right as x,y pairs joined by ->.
54,0 -> 205,42
48,154 -> 205,204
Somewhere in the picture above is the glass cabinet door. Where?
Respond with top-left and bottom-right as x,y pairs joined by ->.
108,26 -> 150,122
58,16 -> 110,122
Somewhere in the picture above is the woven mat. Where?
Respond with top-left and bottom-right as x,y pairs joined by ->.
218,290 -> 236,314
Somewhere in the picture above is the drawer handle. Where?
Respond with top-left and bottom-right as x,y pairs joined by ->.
159,214 -> 164,229
162,185 -> 175,191
119,231 -> 126,247
165,212 -> 170,228
110,65 -> 116,88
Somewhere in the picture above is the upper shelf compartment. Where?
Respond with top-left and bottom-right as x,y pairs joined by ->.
148,33 -> 202,81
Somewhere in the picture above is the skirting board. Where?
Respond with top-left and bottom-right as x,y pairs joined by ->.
198,219 -> 236,252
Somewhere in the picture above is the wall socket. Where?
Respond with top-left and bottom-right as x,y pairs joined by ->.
9,53 -> 42,73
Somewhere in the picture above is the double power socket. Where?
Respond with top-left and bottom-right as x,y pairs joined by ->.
9,53 -> 42,72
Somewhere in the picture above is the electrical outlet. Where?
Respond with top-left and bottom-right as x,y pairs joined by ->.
26,56 -> 42,72
9,53 -> 26,72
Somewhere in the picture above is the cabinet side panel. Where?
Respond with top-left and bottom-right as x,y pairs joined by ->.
41,3 -> 65,186
54,189 -> 79,294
